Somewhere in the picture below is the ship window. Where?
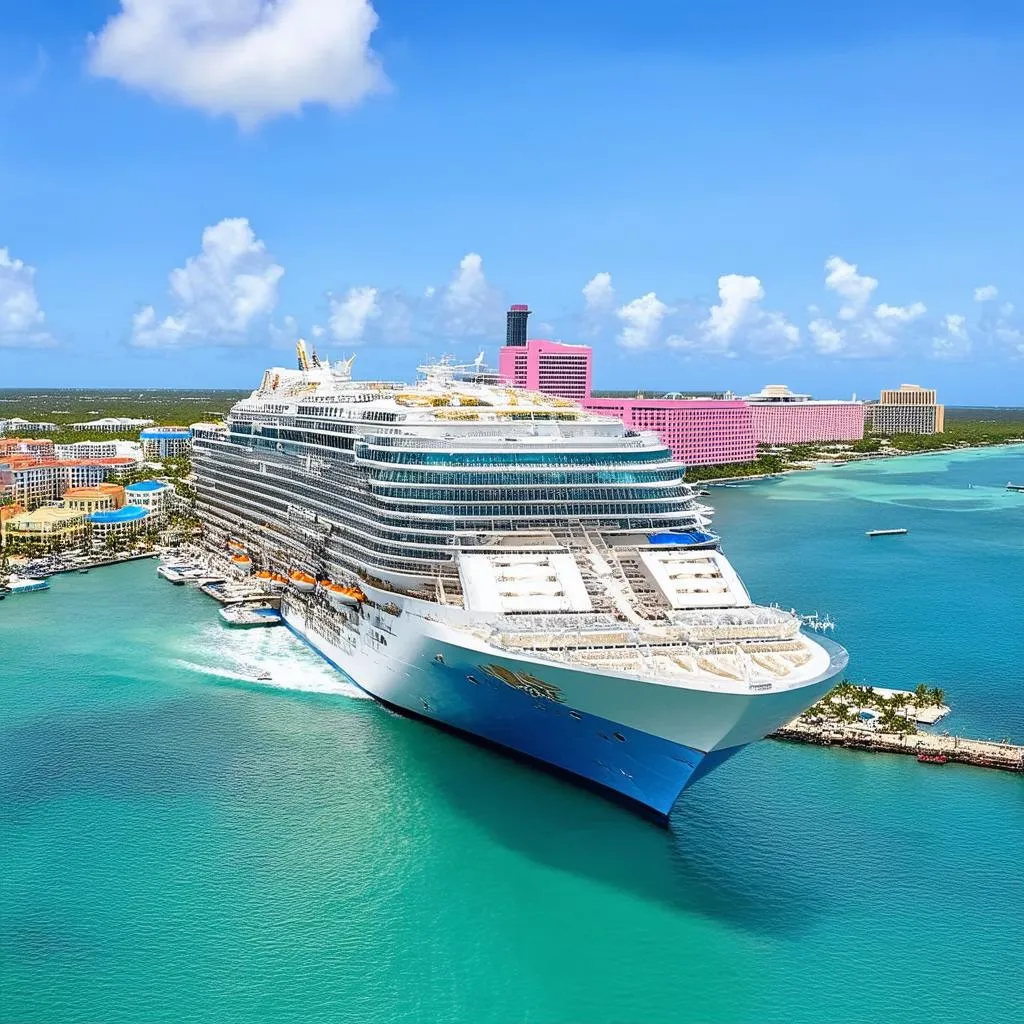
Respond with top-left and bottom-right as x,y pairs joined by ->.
466,675 -> 478,685
434,653 -> 445,664
569,710 -> 582,721
613,732 -> 626,742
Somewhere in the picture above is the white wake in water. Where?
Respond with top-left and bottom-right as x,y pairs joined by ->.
171,622 -> 370,700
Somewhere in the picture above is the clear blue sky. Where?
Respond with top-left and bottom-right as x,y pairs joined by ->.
1,1 -> 1022,403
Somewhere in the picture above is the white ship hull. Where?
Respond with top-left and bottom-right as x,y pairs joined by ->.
280,592 -> 847,820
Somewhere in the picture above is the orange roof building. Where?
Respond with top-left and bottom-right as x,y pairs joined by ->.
63,483 -> 126,514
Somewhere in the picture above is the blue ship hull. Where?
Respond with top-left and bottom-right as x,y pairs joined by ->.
285,620 -> 745,821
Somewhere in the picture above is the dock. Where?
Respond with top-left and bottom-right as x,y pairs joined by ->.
770,721 -> 1023,774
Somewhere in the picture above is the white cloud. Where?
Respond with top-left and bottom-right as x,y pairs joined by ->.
664,274 -> 799,357
582,272 -> 614,311
809,318 -> 845,355
0,247 -> 55,348
874,301 -> 926,323
89,0 -> 386,128
932,313 -> 971,360
824,256 -> 878,320
973,284 -> 998,302
317,252 -> 503,347
328,286 -> 380,343
440,252 -> 503,337
702,274 -> 764,342
616,292 -> 670,350
132,217 -> 283,348
811,256 -> 927,357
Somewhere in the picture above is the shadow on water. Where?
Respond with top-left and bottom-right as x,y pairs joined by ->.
393,718 -> 824,939
0,691 -> 246,814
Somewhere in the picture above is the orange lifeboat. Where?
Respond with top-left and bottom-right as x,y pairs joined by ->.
321,580 -> 366,607
289,570 -> 317,593
231,554 -> 253,574
254,570 -> 287,590
227,538 -> 246,551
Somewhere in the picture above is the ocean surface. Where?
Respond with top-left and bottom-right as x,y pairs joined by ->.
2,445 -> 1022,1024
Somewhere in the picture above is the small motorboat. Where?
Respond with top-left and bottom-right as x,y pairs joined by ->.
257,671 -> 272,681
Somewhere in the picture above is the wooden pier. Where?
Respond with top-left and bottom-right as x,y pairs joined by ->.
770,721 -> 1023,774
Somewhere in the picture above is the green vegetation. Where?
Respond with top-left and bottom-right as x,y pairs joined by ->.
800,679 -> 949,735
886,419 -> 1024,451
0,388 -> 245,428
683,452 -> 787,482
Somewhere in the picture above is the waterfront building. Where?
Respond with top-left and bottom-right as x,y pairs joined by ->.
140,427 -> 192,459
505,304 -> 530,347
866,385 -> 944,435
1,506 -> 87,552
55,440 -> 144,464
0,438 -> 56,460
87,505 -> 150,548
69,417 -> 154,432
63,483 -> 126,514
0,457 -> 138,510
191,353 -> 845,819
498,339 -> 593,401
0,417 -> 58,434
582,396 -> 757,467
125,480 -> 175,520
743,384 -> 865,444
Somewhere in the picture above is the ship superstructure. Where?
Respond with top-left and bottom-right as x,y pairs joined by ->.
192,345 -> 847,819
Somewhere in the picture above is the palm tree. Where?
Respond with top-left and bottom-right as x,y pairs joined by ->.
914,683 -> 930,705
930,686 -> 946,707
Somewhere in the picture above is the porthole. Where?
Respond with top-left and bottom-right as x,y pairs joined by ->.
569,710 -> 582,721
613,732 -> 626,742
466,675 -> 478,685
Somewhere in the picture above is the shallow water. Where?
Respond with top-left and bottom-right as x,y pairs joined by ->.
2,445 -> 1022,1023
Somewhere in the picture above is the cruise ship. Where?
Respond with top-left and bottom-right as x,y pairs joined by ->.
192,345 -> 847,820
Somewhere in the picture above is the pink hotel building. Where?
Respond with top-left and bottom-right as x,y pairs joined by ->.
581,396 -> 756,467
497,309 -> 863,466
743,385 -> 865,444
498,339 -> 592,401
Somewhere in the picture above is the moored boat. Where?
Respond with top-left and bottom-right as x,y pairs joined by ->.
8,575 -> 51,594
219,603 -> 282,628
191,349 -> 849,820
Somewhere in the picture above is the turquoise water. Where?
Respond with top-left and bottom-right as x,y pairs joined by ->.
2,445 -> 1022,1023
